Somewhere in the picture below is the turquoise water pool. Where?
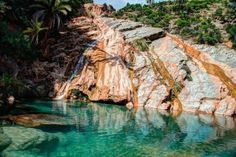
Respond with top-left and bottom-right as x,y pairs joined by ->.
0,100 -> 236,157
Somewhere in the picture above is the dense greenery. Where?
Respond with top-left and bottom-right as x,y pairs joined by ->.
0,74 -> 28,99
0,0 -> 93,60
111,0 -> 236,47
226,24 -> 236,48
0,0 -> 92,100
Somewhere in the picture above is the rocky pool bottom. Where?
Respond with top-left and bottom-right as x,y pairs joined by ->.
0,101 -> 236,157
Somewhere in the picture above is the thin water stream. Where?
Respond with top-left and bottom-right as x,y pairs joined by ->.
55,40 -> 97,100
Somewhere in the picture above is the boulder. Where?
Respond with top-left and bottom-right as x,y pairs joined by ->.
1,126 -> 58,151
7,96 -> 15,105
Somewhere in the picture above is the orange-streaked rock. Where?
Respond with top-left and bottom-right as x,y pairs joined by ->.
53,8 -> 236,116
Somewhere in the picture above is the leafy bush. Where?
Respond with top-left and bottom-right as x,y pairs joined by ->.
185,0 -> 216,13
226,24 -> 236,49
176,19 -> 190,28
195,19 -> 222,45
0,0 -> 10,15
0,74 -> 26,97
0,22 -> 39,60
0,74 -> 15,86
214,8 -> 223,17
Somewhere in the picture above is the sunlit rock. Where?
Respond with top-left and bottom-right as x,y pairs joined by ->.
7,96 -> 14,105
53,9 -> 236,116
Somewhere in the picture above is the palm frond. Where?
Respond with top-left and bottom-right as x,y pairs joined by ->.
58,9 -> 68,15
59,4 -> 72,12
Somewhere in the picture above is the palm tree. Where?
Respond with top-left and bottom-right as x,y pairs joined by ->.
23,20 -> 48,45
31,0 -> 72,31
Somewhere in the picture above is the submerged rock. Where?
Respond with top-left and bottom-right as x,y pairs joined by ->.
7,114 -> 76,127
0,131 -> 11,151
1,126 -> 58,152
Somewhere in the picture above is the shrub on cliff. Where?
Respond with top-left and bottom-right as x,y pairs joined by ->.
0,22 -> 39,60
213,7 -> 224,20
227,24 -> 236,49
195,19 -> 222,45
0,0 -> 10,17
111,0 -> 236,47
0,74 -> 27,99
134,39 -> 150,51
176,18 -> 190,28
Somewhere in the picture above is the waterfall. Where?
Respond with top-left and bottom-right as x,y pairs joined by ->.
54,40 -> 97,100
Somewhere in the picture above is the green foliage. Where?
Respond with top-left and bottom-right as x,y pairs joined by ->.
0,22 -> 39,60
0,0 -> 10,15
224,1 -> 236,23
0,74 -> 26,97
195,19 -> 222,45
185,0 -> 210,12
226,24 -> 236,49
214,7 -> 223,17
23,20 -> 48,45
111,0 -> 229,46
31,0 -> 72,31
0,74 -> 15,86
175,16 -> 222,45
0,0 -> 91,60
176,18 -> 190,28
134,39 -> 150,51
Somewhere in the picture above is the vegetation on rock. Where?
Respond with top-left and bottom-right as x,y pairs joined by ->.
111,0 -> 236,47
0,0 -> 93,101
226,24 -> 236,48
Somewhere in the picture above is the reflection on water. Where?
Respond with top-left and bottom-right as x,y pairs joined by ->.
1,100 -> 236,157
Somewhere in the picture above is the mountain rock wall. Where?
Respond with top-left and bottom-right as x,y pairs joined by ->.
55,15 -> 236,116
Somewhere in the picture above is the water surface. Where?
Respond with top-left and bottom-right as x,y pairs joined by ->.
0,101 -> 236,157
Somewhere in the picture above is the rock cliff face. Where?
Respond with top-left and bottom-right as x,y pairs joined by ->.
54,9 -> 236,116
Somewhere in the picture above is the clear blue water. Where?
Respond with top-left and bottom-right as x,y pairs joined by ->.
1,100 -> 236,157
